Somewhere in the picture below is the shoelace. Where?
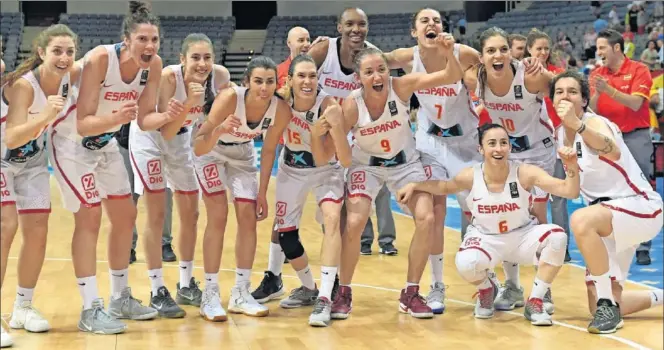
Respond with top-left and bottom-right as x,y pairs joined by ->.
595,304 -> 616,321
203,288 -> 222,308
406,292 -> 428,308
312,298 -> 330,314
472,288 -> 493,308
527,299 -> 544,313
426,284 -> 447,302
92,305 -> 115,323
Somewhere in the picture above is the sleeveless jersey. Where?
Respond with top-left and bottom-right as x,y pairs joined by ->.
2,70 -> 71,161
557,113 -> 660,202
317,38 -> 361,105
351,77 -> 415,161
167,64 -> 216,130
466,161 -> 533,234
479,61 -> 553,143
286,91 -> 329,153
217,86 -> 277,144
412,44 -> 479,140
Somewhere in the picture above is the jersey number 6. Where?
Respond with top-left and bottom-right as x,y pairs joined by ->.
499,220 -> 508,233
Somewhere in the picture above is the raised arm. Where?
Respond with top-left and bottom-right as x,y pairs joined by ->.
310,97 -> 342,166
4,80 -> 65,149
556,100 -> 621,161
307,39 -> 330,69
192,88 -> 237,156
393,34 -> 462,100
76,48 -> 133,136
519,147 -> 580,199
158,67 -> 205,140
384,47 -> 415,70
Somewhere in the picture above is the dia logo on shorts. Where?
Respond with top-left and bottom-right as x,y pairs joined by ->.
202,164 -> 222,188
81,173 -> 99,200
147,159 -> 164,185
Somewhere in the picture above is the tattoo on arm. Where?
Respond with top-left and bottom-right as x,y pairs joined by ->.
587,135 -> 615,154
566,169 -> 576,178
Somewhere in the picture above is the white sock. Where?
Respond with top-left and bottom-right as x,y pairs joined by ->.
148,268 -> 165,295
110,268 -> 129,300
429,253 -> 444,285
502,262 -> 520,288
296,266 -> 316,290
235,268 -> 251,287
319,266 -> 337,300
179,261 -> 194,287
650,289 -> 663,307
205,273 -> 219,289
477,277 -> 492,291
267,242 -> 284,276
530,277 -> 550,300
590,271 -> 615,303
77,276 -> 99,310
405,282 -> 418,289
16,286 -> 34,303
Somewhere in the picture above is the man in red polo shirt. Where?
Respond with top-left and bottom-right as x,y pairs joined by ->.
591,29 -> 655,265
277,26 -> 313,89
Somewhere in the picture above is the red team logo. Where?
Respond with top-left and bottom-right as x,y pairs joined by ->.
276,201 -> 287,217
81,173 -> 99,200
350,171 -> 366,192
423,165 -> 432,180
0,172 -> 9,199
463,236 -> 482,248
147,159 -> 164,185
203,164 -> 222,189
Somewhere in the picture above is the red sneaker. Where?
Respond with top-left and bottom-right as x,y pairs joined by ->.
399,285 -> 434,319
331,286 -> 352,320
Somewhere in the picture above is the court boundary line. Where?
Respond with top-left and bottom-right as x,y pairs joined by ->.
390,210 -> 660,291
6,256 -> 652,350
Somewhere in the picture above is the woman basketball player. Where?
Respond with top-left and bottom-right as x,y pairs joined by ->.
260,55 -> 348,327
465,27 -> 556,315
193,56 -> 291,319
551,71 -> 663,333
0,24 -> 78,346
383,8 -> 482,314
331,39 -> 463,321
129,33 -> 231,319
397,123 -> 578,326
50,1 -> 168,333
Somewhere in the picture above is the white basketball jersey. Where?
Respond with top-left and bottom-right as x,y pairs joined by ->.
558,113 -> 660,203
286,90 -> 328,153
480,61 -> 553,141
351,78 -> 415,160
168,64 -> 216,129
217,86 -> 277,144
412,44 -> 479,140
318,38 -> 361,105
466,161 -> 533,234
2,70 -> 71,159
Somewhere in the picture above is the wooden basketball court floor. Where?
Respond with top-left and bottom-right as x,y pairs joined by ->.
1,178 -> 662,350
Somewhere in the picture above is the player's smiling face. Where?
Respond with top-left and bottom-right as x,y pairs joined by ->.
357,53 -> 389,94
291,61 -> 318,101
480,127 -> 511,163
125,23 -> 160,69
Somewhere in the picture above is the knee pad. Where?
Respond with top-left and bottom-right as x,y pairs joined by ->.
279,229 -> 304,260
539,230 -> 567,266
455,248 -> 491,283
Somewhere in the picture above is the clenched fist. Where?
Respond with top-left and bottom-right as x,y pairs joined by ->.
45,95 -> 66,121
185,82 -> 205,105
555,99 -> 581,130
113,101 -> 138,124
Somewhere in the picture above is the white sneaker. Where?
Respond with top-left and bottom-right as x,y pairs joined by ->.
426,282 -> 446,314
1,325 -> 12,348
227,284 -> 269,317
200,286 -> 227,322
9,301 -> 49,333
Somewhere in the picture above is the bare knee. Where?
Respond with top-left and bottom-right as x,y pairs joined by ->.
570,211 -> 591,237
0,210 -> 19,245
322,211 -> 341,235
74,207 -> 102,235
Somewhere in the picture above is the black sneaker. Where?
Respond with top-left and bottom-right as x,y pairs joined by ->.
129,249 -> 137,265
150,286 -> 186,318
360,243 -> 372,255
162,244 -> 177,262
331,274 -> 340,301
251,271 -> 285,303
379,243 -> 398,256
176,277 -> 203,307
588,298 -> 622,334
636,251 -> 651,265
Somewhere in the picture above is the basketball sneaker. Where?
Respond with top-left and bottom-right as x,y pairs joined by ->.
330,285 -> 352,320
279,285 -> 318,309
150,286 -> 186,318
379,243 -> 398,256
200,285 -> 227,322
308,297 -> 333,327
543,288 -> 554,314
108,287 -> 158,320
1,324 -> 12,348
9,300 -> 49,332
251,271 -> 285,303
426,282 -> 446,314
494,280 -> 525,311
474,277 -> 497,319
524,298 -> 553,326
228,284 -> 269,317
78,298 -> 127,334
399,285 -> 434,319
177,277 -> 203,307
588,299 -> 622,334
